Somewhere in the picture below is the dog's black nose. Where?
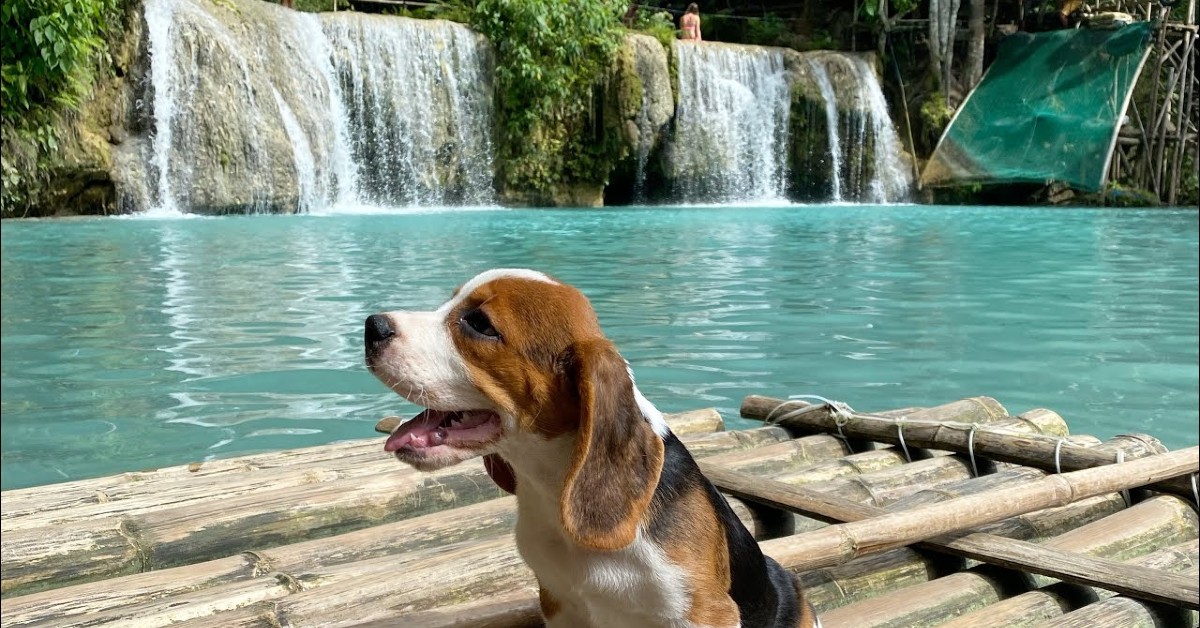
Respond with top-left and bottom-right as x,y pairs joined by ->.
364,314 -> 395,349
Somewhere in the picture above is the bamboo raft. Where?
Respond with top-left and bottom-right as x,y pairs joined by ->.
1,396 -> 1198,627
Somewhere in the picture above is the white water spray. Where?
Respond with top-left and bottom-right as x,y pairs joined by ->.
670,43 -> 791,203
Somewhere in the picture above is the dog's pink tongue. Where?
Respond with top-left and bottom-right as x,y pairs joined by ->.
384,410 -> 446,452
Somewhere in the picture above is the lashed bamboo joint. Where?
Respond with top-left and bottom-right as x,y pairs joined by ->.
1,396 -> 1197,628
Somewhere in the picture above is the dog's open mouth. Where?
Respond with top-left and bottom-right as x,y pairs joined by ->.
383,409 -> 502,453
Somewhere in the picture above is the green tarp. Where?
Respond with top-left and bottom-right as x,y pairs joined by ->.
921,22 -> 1152,192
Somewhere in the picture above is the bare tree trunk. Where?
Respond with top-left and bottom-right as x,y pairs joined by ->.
930,0 -> 962,105
965,0 -> 986,90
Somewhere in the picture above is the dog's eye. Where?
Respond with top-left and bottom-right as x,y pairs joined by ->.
461,309 -> 500,339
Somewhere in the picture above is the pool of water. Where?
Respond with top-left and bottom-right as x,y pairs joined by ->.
2,205 -> 1197,490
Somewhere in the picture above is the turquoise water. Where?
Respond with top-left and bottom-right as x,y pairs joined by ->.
2,205 -> 1197,490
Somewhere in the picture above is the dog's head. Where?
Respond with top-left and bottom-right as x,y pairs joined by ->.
365,269 -> 666,550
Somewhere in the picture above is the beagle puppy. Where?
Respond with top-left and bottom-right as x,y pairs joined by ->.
364,269 -> 818,628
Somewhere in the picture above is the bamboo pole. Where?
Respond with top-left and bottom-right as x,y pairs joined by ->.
724,409 -> 1070,534
1042,594 -> 1199,628
798,481 -> 1125,614
56,443 -> 1146,628
743,396 -> 1010,454
373,407 -> 723,435
777,408 -> 1069,484
0,411 -> 748,598
714,412 -> 1064,535
231,464 -> 1162,627
164,450 -> 1192,627
292,488 -> 1132,628
0,426 -> 855,624
709,447 -> 1200,607
327,494 -> 1134,628
743,395 -> 1009,427
938,540 -> 1199,627
3,413 -> 1017,623
0,413 -> 840,605
7,408 -> 1190,624
1,497 -> 520,625
2,408 -> 722,526
672,425 -> 792,458
817,495 -> 1199,626
346,592 -> 543,628
1168,31 -> 1196,204
740,395 -> 1194,499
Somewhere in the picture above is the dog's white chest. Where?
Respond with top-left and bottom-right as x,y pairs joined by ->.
515,498 -> 692,627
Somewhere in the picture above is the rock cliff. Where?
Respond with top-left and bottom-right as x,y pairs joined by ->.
16,0 -> 911,216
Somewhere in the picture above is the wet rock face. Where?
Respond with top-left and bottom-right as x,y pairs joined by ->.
634,38 -> 675,134
6,0 -> 146,218
664,42 -> 793,203
155,1 -> 299,213
129,0 -> 495,215
23,0 -> 914,215
786,51 -> 914,204
602,34 -> 675,204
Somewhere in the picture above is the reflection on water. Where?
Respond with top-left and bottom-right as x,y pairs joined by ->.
1,206 -> 1197,489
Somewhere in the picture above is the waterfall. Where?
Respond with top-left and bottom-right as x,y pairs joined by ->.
669,43 -> 791,203
806,58 -> 846,202
631,93 -> 653,203
324,15 -> 494,208
804,53 -> 912,203
139,0 -> 494,214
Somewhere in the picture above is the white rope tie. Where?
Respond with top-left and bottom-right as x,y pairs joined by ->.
1054,438 -> 1066,475
967,423 -> 980,478
834,415 -> 851,447
896,417 -> 913,463
1191,473 -> 1199,512
1116,450 -> 1131,507
785,395 -> 856,420
777,395 -> 857,450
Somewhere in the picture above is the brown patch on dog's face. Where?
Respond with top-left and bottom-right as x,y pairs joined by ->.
446,276 -> 604,438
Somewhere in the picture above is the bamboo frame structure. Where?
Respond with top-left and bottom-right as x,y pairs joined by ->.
2,395 -> 1197,628
1106,0 -> 1199,205
883,0 -> 1197,204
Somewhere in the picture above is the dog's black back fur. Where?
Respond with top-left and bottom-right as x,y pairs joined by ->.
647,432 -> 801,627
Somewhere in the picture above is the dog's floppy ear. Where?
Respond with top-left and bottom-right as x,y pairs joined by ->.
560,339 -> 665,551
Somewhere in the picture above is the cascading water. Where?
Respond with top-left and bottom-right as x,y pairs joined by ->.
806,58 -> 846,202
139,0 -> 494,214
803,53 -> 912,203
631,92 -> 654,203
324,15 -> 494,207
669,43 -> 791,203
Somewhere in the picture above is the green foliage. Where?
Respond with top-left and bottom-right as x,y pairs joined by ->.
1,0 -> 119,126
918,92 -> 953,141
1,0 -> 123,214
1103,182 -> 1159,207
631,9 -> 676,50
861,0 -> 919,22
744,14 -> 788,46
293,0 -> 340,13
469,0 -> 627,192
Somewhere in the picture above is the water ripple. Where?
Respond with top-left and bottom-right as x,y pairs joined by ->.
1,206 -> 1197,489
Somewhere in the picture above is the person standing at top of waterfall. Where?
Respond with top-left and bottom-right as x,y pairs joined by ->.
680,3 -> 702,41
